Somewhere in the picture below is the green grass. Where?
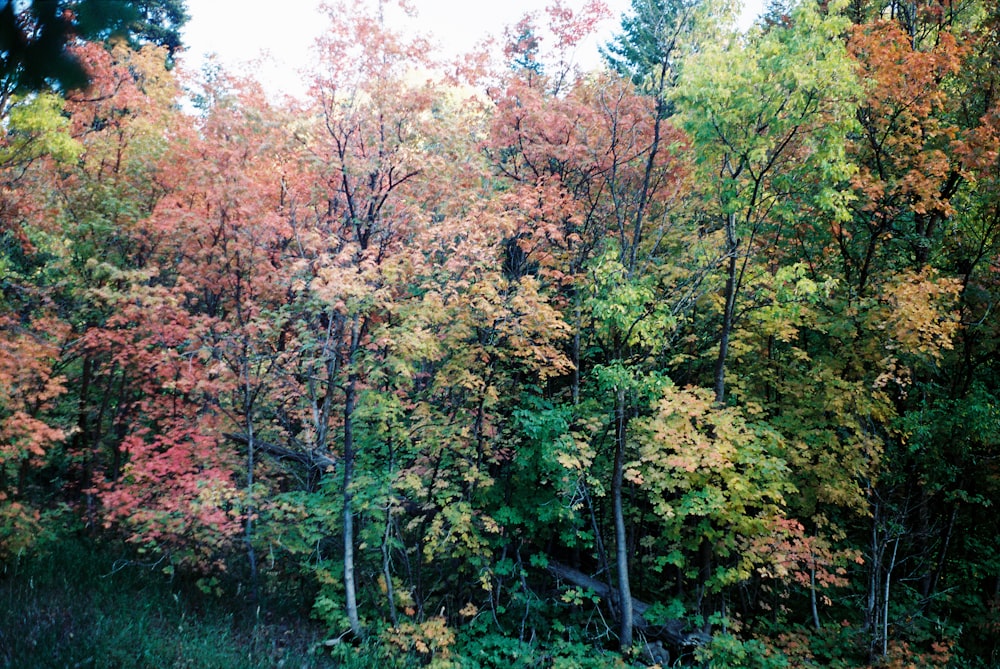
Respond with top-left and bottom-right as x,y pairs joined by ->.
0,537 -> 334,669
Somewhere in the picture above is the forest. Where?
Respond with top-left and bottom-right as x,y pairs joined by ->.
2,0 -> 999,666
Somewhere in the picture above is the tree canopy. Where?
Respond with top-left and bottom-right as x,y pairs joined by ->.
0,0 -> 187,91
3,0 -> 1000,666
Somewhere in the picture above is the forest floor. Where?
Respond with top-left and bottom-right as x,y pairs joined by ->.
0,537 -> 335,669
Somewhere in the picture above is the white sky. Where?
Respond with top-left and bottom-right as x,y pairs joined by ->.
180,0 -> 767,97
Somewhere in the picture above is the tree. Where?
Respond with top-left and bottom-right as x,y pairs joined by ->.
671,0 -> 859,404
603,0 -> 701,115
10,0 -> 1000,664
290,0 -> 562,637
0,0 -> 187,92
489,4 -> 703,646
834,7 -> 996,660
0,313 -> 69,558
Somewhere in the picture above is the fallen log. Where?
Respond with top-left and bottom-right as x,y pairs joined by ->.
224,432 -> 337,472
226,431 -> 439,518
546,560 -> 711,649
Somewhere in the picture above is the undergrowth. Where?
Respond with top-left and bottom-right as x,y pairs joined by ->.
0,536 -> 331,669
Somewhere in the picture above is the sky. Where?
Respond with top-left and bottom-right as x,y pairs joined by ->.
180,0 -> 768,97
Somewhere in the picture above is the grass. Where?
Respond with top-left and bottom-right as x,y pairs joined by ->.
0,535 -> 632,669
0,536 -> 334,669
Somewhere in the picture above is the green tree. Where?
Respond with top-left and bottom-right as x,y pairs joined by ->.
0,0 -> 187,92
671,0 -> 859,404
603,0 -> 701,105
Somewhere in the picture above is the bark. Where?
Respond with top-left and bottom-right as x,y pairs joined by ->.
243,412 -> 260,606
546,560 -> 710,648
572,295 -> 581,406
810,559 -> 820,630
697,536 -> 713,625
237,333 -> 260,606
882,538 -> 899,658
714,211 -> 738,404
927,504 -> 957,604
343,370 -> 362,638
865,502 -> 882,654
382,504 -> 398,626
224,432 -> 337,472
612,386 -> 633,649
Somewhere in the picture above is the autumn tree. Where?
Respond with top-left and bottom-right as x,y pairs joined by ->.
487,2 -> 722,649
9,0 -> 1000,666
672,0 -> 859,404
0,40 -> 182,558
272,0 -> 574,640
603,0 -> 701,116
829,3 -> 1000,659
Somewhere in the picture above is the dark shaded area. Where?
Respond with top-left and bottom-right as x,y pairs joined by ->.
0,536 -> 331,669
0,0 -> 187,92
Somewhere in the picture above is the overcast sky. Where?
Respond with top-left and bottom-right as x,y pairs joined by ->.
179,0 -> 766,97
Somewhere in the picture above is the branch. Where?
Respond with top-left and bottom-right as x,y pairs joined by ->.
224,432 -> 337,472
545,560 -> 710,648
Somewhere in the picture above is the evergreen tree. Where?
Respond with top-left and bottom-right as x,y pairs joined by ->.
0,0 -> 188,92
603,0 -> 701,99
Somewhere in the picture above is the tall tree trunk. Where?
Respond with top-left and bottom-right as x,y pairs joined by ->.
882,537 -> 899,658
343,370 -> 362,638
865,502 -> 881,658
612,386 -> 633,649
927,504 -> 957,604
75,354 -> 98,529
244,407 -> 260,606
572,295 -> 581,406
382,504 -> 398,626
714,211 -> 739,405
381,432 -> 399,627
810,558 -> 821,630
697,536 -> 713,627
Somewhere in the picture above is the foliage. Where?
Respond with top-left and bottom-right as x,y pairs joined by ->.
631,384 -> 796,589
4,0 -> 1000,666
0,538 -> 331,669
0,0 -> 187,92
695,632 -> 790,668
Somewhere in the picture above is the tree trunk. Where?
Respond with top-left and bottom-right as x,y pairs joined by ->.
244,411 -> 260,606
546,560 -> 710,648
927,504 -> 957,605
714,211 -> 738,405
697,536 -> 713,626
882,537 -> 900,657
572,295 -> 581,406
239,336 -> 260,606
382,504 -> 398,626
343,371 -> 362,638
865,503 -> 881,659
810,559 -> 820,630
612,386 -> 633,649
